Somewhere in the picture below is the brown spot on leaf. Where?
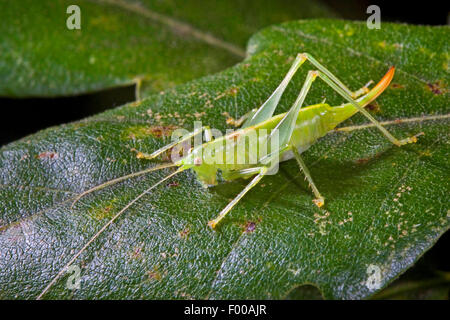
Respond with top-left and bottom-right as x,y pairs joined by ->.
36,151 -> 58,160
244,221 -> 257,233
391,83 -> 405,89
426,81 -> 446,95
193,111 -> 206,119
178,227 -> 190,238
148,125 -> 178,138
227,87 -> 239,96
366,101 -> 381,113
131,247 -> 142,259
167,181 -> 179,188
147,268 -> 162,281
124,125 -> 179,141
91,204 -> 115,220
215,87 -> 239,101
355,158 -> 370,164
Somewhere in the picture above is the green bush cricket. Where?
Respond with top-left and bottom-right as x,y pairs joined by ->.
37,53 -> 423,299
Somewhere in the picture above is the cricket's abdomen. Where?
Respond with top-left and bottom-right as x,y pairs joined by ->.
281,102 -> 357,161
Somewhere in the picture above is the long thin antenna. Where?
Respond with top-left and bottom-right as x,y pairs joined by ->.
71,162 -> 177,208
37,167 -> 183,300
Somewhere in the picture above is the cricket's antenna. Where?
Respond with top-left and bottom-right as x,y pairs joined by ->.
37,167 -> 183,300
71,162 -> 178,208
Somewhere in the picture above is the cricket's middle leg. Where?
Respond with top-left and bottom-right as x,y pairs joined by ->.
291,146 -> 324,207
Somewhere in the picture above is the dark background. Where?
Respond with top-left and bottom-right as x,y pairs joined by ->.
1,0 -> 449,298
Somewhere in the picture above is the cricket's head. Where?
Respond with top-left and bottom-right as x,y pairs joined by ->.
328,66 -> 395,127
178,144 -> 206,170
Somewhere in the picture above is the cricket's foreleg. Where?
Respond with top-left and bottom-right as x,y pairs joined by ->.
208,167 -> 268,229
291,147 -> 324,207
132,126 -> 211,160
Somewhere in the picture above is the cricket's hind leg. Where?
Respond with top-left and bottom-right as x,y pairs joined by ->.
300,53 -> 422,146
302,53 -> 373,99
240,52 -> 372,130
241,53 -> 308,128
291,147 -> 324,208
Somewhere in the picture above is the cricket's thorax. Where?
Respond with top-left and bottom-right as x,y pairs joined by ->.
180,102 -> 357,186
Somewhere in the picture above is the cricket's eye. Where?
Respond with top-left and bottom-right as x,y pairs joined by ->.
194,157 -> 202,166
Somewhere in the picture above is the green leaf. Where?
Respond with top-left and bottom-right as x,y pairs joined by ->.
0,0 -> 336,97
0,20 -> 449,299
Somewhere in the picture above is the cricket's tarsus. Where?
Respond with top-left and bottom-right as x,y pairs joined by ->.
37,53 -> 422,299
